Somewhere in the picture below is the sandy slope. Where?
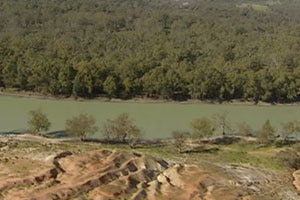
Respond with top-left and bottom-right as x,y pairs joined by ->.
0,148 -> 256,200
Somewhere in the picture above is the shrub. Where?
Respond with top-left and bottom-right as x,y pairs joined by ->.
103,113 -> 141,147
236,122 -> 253,136
28,109 -> 51,134
281,120 -> 300,140
257,120 -> 275,144
171,130 -> 189,153
65,113 -> 98,140
190,117 -> 215,139
277,149 -> 300,169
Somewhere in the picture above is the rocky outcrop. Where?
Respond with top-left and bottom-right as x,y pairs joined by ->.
293,169 -> 300,192
1,148 -> 294,200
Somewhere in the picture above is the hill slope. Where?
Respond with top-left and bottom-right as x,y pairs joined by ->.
0,0 -> 299,102
0,135 -> 299,199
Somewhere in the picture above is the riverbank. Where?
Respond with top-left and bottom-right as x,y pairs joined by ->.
1,88 -> 299,106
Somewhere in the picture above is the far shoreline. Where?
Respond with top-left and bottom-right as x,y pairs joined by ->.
0,89 -> 299,106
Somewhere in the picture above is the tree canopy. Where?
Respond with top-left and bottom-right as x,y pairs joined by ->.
0,0 -> 300,103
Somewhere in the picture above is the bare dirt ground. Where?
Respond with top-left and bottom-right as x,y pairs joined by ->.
0,134 -> 299,200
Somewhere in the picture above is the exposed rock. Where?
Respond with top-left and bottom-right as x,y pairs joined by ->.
54,151 -> 73,160
0,149 -> 294,200
293,169 -> 300,192
131,188 -> 147,200
0,149 -> 201,199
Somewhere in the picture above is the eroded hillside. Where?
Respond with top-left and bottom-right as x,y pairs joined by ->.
0,134 -> 299,200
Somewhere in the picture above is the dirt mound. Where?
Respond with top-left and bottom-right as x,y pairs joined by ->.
293,169 -> 300,192
0,149 -> 267,200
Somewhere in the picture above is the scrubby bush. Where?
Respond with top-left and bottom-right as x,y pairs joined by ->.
277,149 -> 300,170
28,109 -> 51,134
190,117 -> 215,139
103,113 -> 141,147
65,113 -> 98,140
281,120 -> 300,140
236,122 -> 253,136
171,130 -> 190,153
257,120 -> 275,144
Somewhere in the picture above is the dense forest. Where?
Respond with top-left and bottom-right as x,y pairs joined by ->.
0,0 -> 300,103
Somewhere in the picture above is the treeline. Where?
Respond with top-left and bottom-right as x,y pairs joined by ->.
28,108 -> 300,150
0,0 -> 299,102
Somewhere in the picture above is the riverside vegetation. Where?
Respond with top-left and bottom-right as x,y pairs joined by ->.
1,120 -> 300,199
0,0 -> 299,103
27,108 -> 300,144
0,104 -> 299,199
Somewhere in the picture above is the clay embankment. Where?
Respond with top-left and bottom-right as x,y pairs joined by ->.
293,170 -> 300,193
1,134 -> 298,199
0,148 -> 259,200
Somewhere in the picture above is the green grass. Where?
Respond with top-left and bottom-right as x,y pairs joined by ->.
252,4 -> 269,11
237,3 -> 269,12
218,150 -> 282,169
221,141 -> 284,168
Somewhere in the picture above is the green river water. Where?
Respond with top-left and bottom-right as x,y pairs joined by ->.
0,95 -> 299,139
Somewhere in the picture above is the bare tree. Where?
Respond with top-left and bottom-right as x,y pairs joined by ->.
213,111 -> 231,136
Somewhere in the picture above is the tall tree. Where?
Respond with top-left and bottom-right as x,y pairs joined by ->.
213,111 -> 231,136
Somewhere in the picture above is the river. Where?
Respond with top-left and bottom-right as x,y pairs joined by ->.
0,95 -> 299,139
